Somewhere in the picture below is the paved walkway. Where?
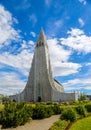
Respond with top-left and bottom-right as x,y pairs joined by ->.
0,115 -> 60,130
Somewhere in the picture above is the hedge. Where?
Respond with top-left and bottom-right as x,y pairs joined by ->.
75,105 -> 87,117
60,108 -> 77,122
0,102 -> 33,128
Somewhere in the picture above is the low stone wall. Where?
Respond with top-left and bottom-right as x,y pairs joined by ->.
52,90 -> 79,102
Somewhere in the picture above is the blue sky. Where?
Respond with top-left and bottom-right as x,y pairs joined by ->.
0,0 -> 91,96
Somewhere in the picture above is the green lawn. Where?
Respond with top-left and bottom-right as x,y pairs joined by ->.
70,116 -> 91,130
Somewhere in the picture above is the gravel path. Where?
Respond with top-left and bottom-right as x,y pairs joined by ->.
0,115 -> 60,130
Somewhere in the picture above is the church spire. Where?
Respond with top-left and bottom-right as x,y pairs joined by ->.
36,29 -> 47,47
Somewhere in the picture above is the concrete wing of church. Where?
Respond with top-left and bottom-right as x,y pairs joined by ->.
9,30 -> 78,102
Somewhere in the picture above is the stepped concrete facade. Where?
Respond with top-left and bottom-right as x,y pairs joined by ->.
9,30 -> 78,102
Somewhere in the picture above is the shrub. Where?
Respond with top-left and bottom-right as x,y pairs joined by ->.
0,102 -> 33,128
32,104 -> 46,119
46,102 -> 54,105
15,105 -> 32,126
46,105 -> 54,117
49,119 -> 69,130
32,104 -> 53,119
75,105 -> 87,117
53,105 -> 62,114
64,102 -> 70,106
85,103 -> 91,112
60,108 -> 77,122
0,110 -> 2,124
23,104 -> 33,117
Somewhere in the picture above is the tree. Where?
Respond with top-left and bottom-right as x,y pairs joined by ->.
79,92 -> 86,100
2,96 -> 10,104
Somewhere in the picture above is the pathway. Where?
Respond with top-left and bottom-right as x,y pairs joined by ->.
0,115 -> 60,130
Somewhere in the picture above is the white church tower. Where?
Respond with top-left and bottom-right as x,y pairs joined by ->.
23,30 -> 64,102
10,30 -> 78,102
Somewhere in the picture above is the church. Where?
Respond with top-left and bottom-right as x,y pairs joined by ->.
9,30 -> 78,102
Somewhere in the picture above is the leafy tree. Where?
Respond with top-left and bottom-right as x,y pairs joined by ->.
1,96 -> 10,104
79,93 -> 86,100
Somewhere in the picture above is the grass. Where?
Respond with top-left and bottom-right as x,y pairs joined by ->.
49,119 -> 69,130
69,116 -> 91,130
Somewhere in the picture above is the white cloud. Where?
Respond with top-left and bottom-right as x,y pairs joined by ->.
21,40 -> 28,49
46,18 -> 64,37
48,38 -> 71,63
53,62 -> 81,76
0,5 -> 20,48
63,79 -> 81,86
28,40 -> 35,45
15,0 -> 31,10
78,0 -> 86,5
29,14 -> 37,26
0,50 -> 33,76
60,28 -> 91,53
30,31 -> 36,37
48,38 -> 81,76
0,37 -> 34,95
54,19 -> 63,27
21,40 -> 35,49
67,28 -> 84,36
63,78 -> 91,92
78,18 -> 85,27
85,63 -> 91,66
0,72 -> 26,95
